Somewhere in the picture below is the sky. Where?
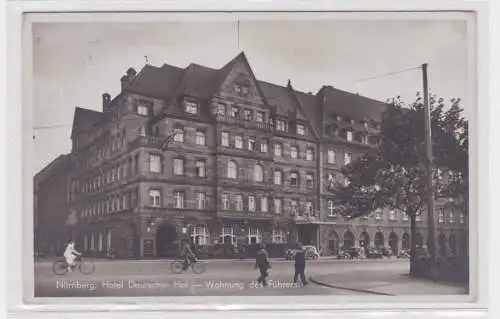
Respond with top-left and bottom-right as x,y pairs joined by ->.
32,17 -> 471,173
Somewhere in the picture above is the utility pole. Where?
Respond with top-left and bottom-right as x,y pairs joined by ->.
422,63 -> 437,270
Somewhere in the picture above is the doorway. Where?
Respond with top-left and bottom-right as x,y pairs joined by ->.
298,224 -> 316,246
389,232 -> 399,255
156,223 -> 178,258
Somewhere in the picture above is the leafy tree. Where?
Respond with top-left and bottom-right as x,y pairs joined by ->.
331,94 -> 468,275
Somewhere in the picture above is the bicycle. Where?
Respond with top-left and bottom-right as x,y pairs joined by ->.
170,257 -> 206,274
52,255 -> 96,275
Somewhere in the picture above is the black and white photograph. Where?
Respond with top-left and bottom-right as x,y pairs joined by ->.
30,12 -> 474,300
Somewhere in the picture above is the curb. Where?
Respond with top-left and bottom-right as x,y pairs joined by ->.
309,276 -> 395,296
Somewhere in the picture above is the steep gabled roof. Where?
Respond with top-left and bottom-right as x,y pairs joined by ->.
126,63 -> 184,100
34,154 -> 70,184
319,86 -> 387,122
258,81 -> 297,116
71,107 -> 103,138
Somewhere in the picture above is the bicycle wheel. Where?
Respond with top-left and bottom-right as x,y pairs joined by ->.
52,260 -> 68,276
79,259 -> 96,275
170,260 -> 184,274
191,261 -> 206,274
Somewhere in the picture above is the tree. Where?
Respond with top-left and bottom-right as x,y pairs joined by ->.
332,94 -> 468,275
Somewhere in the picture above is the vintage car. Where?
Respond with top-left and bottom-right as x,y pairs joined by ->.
284,245 -> 320,260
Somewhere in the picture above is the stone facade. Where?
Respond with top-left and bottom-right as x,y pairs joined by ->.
34,52 -> 468,259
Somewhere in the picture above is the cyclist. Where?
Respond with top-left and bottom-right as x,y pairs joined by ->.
180,239 -> 196,270
63,240 -> 82,272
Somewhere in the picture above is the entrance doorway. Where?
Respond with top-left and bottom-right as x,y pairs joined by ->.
359,231 -> 370,248
327,230 -> 339,255
156,223 -> 178,258
342,230 -> 355,249
298,224 -> 316,246
389,232 -> 398,255
374,232 -> 385,249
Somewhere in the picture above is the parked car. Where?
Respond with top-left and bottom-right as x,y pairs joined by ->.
379,247 -> 393,258
366,249 -> 384,259
284,245 -> 320,260
397,249 -> 410,259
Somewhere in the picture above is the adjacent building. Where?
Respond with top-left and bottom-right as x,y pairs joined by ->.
34,52 -> 467,259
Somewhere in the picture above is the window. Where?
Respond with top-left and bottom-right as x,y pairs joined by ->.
191,225 -> 209,245
149,154 -> 161,173
195,160 -> 206,177
234,195 -> 243,211
276,120 -> 287,132
449,211 -> 455,223
389,210 -> 397,220
260,140 -> 268,153
244,109 -> 252,121
291,200 -> 298,215
274,144 -> 282,157
344,152 -> 352,165
438,208 -> 444,223
221,132 -> 229,147
248,196 -> 256,211
297,124 -> 306,136
290,146 -> 298,159
235,136 -> 243,149
222,193 -> 230,210
230,106 -> 240,118
98,233 -> 103,251
227,161 -> 238,179
403,212 -> 409,221
256,111 -> 264,122
90,233 -> 95,251
274,170 -> 282,185
173,191 -> 184,208
261,197 -> 268,212
215,103 -> 225,116
346,130 -> 353,142
195,131 -> 206,146
254,164 -> 263,182
306,174 -> 314,188
149,189 -> 161,207
248,137 -> 256,151
306,201 -> 314,215
174,127 -> 184,143
196,192 -> 205,209
460,213 -> 465,224
290,172 -> 299,187
272,229 -> 286,244
137,104 -> 148,116
306,149 -> 314,161
220,225 -> 236,245
173,158 -> 184,175
375,209 -> 383,220
247,227 -> 262,244
327,200 -> 337,217
122,194 -> 128,210
185,101 -> 198,114
274,198 -> 282,214
327,150 -> 336,164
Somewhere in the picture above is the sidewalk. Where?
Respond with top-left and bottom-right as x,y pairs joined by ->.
310,270 -> 468,296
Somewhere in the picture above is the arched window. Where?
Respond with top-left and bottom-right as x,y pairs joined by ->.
191,225 -> 210,246
227,161 -> 238,179
254,164 -> 263,182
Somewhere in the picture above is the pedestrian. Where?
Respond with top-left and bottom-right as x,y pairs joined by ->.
293,244 -> 308,286
255,243 -> 271,286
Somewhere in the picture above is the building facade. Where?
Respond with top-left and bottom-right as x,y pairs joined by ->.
36,52 -> 467,259
34,154 -> 72,256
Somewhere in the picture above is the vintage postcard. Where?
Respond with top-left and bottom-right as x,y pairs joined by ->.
26,10 -> 477,306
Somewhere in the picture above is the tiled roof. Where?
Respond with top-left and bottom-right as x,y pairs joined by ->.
126,63 -> 184,100
71,107 -> 103,137
34,154 -> 70,184
319,86 -> 387,122
258,81 -> 298,116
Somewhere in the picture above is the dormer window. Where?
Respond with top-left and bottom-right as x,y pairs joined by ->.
297,124 -> 306,136
230,107 -> 240,118
137,104 -> 148,116
276,119 -> 287,132
184,101 -> 198,114
235,83 -> 249,96
244,109 -> 252,121
256,111 -> 265,123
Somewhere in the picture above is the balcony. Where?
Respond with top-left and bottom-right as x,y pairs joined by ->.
216,210 -> 276,221
292,212 -> 320,224
129,136 -> 167,150
216,115 -> 274,131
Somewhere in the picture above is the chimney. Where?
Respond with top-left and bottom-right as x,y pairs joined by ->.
102,93 -> 111,112
287,79 -> 292,88
121,67 -> 137,90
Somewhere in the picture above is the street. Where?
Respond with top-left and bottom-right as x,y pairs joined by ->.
34,258 -> 415,297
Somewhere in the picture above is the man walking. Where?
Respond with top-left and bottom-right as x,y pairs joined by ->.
255,243 -> 271,287
293,244 -> 308,286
